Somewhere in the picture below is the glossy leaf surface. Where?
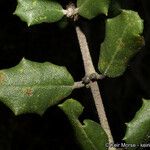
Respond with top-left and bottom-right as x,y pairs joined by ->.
124,100 -> 150,149
77,0 -> 110,19
14,0 -> 64,26
0,58 -> 74,115
58,99 -> 108,150
98,10 -> 144,77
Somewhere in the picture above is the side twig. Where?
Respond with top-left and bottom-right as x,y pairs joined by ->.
76,26 -> 116,150
73,81 -> 85,89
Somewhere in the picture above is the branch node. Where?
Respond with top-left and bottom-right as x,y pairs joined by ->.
82,76 -> 90,84
63,3 -> 79,21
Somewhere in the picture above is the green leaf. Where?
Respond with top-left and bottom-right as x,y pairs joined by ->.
0,58 -> 74,115
98,10 -> 144,77
14,0 -> 64,26
58,99 -> 108,150
123,100 -> 150,150
77,0 -> 110,19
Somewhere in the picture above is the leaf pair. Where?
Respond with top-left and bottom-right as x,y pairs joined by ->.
0,58 -> 108,150
14,0 -> 111,26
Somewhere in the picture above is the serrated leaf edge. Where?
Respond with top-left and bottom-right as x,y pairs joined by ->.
58,99 -> 106,150
123,99 -> 150,141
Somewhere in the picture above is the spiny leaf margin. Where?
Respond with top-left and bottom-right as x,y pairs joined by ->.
98,9 -> 144,77
77,0 -> 110,19
0,58 -> 74,115
14,0 -> 64,26
123,99 -> 150,150
58,99 -> 108,150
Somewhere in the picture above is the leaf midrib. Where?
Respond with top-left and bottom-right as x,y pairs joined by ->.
71,115 -> 98,150
104,23 -> 128,75
0,84 -> 73,88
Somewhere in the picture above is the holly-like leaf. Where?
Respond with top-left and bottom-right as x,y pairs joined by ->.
0,58 -> 74,115
123,100 -> 150,149
58,99 -> 108,150
14,0 -> 64,26
98,10 -> 144,77
77,0 -> 110,19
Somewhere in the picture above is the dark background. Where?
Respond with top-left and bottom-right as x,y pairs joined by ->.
0,0 -> 150,149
